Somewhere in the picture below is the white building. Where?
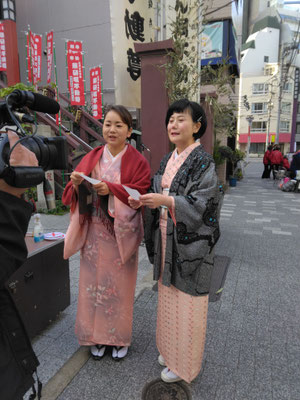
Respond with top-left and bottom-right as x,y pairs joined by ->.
237,9 -> 300,154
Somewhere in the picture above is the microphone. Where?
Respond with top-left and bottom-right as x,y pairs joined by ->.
13,111 -> 35,123
8,90 -> 60,114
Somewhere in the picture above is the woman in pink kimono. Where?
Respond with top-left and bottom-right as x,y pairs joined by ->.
62,105 -> 150,361
129,99 -> 222,383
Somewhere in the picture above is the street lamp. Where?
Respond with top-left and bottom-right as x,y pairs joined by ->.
246,115 -> 254,162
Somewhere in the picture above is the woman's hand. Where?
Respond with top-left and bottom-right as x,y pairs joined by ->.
139,193 -> 172,209
128,195 -> 142,209
93,181 -> 110,196
70,171 -> 84,186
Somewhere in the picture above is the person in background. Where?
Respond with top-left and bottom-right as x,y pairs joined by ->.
62,105 -> 150,361
270,145 -> 284,179
290,150 -> 300,179
282,155 -> 290,170
261,144 -> 273,179
129,99 -> 222,384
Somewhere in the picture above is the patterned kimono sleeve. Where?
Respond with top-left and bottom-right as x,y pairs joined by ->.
173,162 -> 222,257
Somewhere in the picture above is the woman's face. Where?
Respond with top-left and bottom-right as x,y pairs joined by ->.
167,110 -> 201,152
103,110 -> 132,155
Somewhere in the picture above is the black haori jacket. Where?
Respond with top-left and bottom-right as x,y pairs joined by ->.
0,191 -> 39,400
144,145 -> 223,297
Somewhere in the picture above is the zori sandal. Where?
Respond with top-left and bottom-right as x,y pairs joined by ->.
90,344 -> 106,360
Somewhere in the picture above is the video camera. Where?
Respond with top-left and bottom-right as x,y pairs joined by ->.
0,89 -> 68,188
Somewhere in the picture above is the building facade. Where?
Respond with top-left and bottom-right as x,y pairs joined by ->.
237,3 -> 300,155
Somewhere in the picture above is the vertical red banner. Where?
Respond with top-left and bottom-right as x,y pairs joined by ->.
26,31 -> 33,83
26,31 -> 42,84
66,41 -> 85,106
90,66 -> 103,119
47,31 -> 54,84
0,23 -> 7,71
32,34 -> 42,84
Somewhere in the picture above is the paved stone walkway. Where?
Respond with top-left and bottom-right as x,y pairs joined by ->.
26,159 -> 300,399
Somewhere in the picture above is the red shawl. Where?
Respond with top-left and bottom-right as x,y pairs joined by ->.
62,144 -> 150,211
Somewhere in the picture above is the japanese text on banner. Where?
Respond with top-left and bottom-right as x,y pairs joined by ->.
66,40 -> 85,106
47,31 -> 54,84
90,66 -> 103,120
0,23 -> 7,71
26,31 -> 42,84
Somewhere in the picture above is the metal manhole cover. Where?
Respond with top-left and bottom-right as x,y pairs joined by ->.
142,378 -> 191,400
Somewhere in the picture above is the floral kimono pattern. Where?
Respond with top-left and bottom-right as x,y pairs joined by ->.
74,145 -> 142,346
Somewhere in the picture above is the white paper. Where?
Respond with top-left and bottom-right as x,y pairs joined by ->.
80,173 -> 101,185
122,185 -> 141,200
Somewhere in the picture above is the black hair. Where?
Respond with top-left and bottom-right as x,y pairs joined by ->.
165,98 -> 207,139
104,105 -> 132,129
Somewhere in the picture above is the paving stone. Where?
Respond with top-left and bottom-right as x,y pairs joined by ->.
25,159 -> 300,400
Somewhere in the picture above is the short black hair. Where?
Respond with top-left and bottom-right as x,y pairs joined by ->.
165,98 -> 207,139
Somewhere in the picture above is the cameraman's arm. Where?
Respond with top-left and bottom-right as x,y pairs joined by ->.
0,179 -> 27,198
0,130 -> 38,284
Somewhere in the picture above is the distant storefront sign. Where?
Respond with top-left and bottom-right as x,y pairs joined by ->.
201,22 -> 223,60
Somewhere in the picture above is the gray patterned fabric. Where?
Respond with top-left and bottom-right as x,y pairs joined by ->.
144,145 -> 223,296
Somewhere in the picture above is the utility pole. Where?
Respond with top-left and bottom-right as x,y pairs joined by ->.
275,43 -> 298,143
266,99 -> 273,146
246,115 -> 254,162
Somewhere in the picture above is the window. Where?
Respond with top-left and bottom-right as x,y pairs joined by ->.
251,103 -> 267,114
283,82 -> 292,93
250,143 -> 265,154
280,121 -> 290,132
281,102 -> 291,114
251,121 -> 267,132
264,56 -> 269,63
296,123 -> 300,134
0,0 -> 16,21
264,65 -> 276,75
297,102 -> 300,115
252,83 -> 269,95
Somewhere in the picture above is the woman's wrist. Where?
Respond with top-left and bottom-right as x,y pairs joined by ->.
161,195 -> 173,208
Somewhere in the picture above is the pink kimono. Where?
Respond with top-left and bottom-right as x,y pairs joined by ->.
157,142 -> 209,383
64,145 -> 145,347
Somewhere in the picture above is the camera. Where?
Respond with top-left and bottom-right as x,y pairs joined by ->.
0,89 -> 68,188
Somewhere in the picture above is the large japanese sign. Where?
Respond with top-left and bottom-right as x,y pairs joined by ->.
201,22 -> 224,60
66,40 -> 85,106
109,0 -> 154,108
46,31 -> 54,84
165,0 -> 200,101
0,23 -> 7,71
90,66 -> 103,120
26,31 -> 42,84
